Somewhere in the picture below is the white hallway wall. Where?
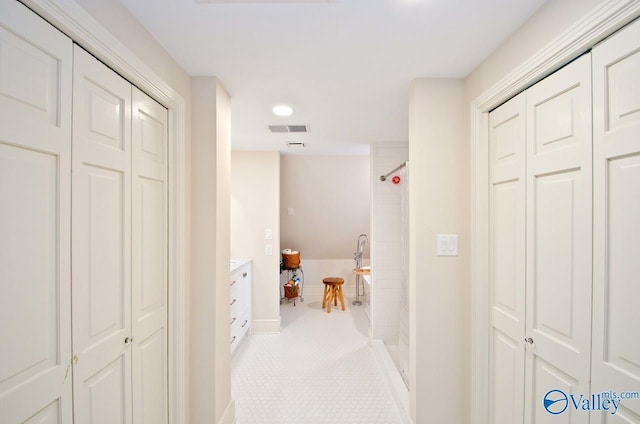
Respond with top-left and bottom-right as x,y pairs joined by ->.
231,151 -> 282,333
409,79 -> 468,424
465,0 -> 604,101
190,77 -> 234,424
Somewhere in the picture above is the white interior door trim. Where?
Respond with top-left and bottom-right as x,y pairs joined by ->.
18,2 -> 189,424
470,1 -> 640,424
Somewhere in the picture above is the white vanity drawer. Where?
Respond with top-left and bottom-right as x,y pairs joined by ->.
230,260 -> 252,356
231,309 -> 250,354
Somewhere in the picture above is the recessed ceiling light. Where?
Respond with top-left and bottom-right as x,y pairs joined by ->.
272,105 -> 293,117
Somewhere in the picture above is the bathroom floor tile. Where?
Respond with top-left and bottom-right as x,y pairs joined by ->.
232,298 -> 407,424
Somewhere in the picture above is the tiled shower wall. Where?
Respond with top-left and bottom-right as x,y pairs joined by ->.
370,142 -> 408,345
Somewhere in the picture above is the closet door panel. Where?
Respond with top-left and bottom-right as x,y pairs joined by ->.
605,48 -> 640,134
489,93 -> 526,424
593,18 -> 640,421
532,357 -> 579,424
132,87 -> 168,424
0,2 -> 72,423
491,329 -> 523,424
72,45 -> 132,424
491,180 -> 521,335
84,357 -> 128,424
605,155 -> 640,375
524,54 -> 592,424
84,166 -> 126,334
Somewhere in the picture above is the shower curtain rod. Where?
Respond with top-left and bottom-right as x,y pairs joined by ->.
379,161 -> 408,182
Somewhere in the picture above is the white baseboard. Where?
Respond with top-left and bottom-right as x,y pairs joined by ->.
251,318 -> 281,334
218,399 -> 236,424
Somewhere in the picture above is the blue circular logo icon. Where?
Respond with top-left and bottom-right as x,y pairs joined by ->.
543,390 -> 568,415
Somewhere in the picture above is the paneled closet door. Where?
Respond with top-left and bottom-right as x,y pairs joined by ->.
131,87 -> 169,424
524,54 -> 593,423
488,93 -> 527,424
72,45 -> 133,424
592,18 -> 640,422
0,2 -> 73,423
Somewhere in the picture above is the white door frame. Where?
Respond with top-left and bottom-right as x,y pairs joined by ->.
469,1 -> 640,423
19,1 -> 189,423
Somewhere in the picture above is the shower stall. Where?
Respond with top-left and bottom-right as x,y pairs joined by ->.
370,143 -> 410,389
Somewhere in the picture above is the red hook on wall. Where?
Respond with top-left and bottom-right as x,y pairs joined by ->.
392,175 -> 401,185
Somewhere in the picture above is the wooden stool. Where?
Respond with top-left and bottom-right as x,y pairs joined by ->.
322,277 -> 345,313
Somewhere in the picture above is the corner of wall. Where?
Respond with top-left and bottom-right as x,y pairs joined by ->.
408,78 -> 468,424
230,151 -> 282,334
190,76 -> 234,424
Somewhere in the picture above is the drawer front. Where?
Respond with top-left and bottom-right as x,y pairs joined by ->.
230,292 -> 243,317
230,304 -> 248,331
230,313 -> 241,352
230,266 -> 249,301
230,262 -> 251,355
229,270 -> 242,300
230,331 -> 239,353
230,310 -> 249,354
238,309 -> 250,336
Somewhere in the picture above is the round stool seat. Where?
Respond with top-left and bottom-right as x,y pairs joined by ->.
322,277 -> 346,312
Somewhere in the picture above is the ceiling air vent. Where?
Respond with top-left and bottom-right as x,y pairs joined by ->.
268,124 -> 310,133
268,125 -> 289,133
286,142 -> 305,148
287,125 -> 308,133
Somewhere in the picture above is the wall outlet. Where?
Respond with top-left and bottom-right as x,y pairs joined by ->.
265,244 -> 273,256
287,207 -> 295,216
437,234 -> 458,256
265,229 -> 272,240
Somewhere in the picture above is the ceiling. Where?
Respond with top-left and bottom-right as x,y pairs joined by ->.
120,0 -> 548,155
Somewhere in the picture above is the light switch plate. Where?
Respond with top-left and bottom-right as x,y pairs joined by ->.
265,244 -> 273,256
437,234 -> 458,256
287,207 -> 295,216
265,229 -> 272,240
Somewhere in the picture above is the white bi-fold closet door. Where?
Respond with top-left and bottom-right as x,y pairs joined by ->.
591,19 -> 640,422
488,90 -> 526,424
489,53 -> 593,424
488,16 -> 640,424
0,2 -> 73,422
0,2 -> 168,422
72,46 -> 169,424
523,54 -> 593,423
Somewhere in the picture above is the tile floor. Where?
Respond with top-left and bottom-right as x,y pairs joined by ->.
231,296 -> 409,424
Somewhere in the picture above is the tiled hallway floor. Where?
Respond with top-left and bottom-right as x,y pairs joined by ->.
231,297 -> 408,424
